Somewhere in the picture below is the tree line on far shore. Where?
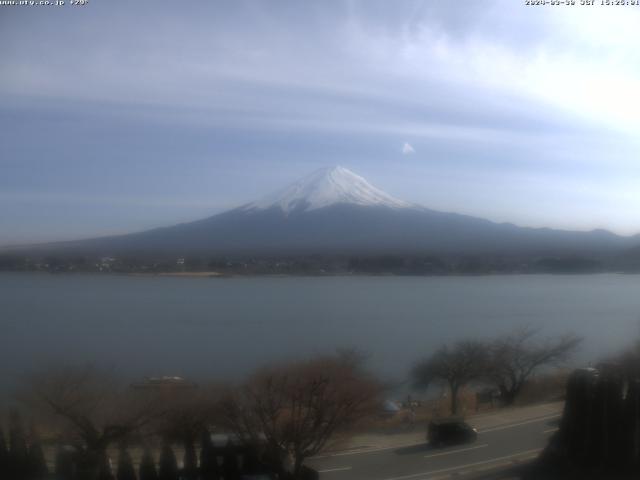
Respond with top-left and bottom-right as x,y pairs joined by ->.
0,252 -> 621,275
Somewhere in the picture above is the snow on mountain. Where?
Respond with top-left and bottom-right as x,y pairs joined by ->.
241,166 -> 411,214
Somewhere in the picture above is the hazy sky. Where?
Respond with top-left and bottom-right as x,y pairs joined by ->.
2,0 -> 640,245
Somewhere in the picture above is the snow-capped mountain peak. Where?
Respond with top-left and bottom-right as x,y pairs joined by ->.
242,166 -> 411,214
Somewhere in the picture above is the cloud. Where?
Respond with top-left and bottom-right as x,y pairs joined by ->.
402,142 -> 415,155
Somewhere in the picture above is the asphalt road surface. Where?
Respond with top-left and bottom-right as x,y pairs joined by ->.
308,406 -> 561,480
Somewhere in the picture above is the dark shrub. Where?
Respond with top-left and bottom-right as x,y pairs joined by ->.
158,443 -> 178,480
26,429 -> 48,480
199,430 -> 219,480
182,437 -> 198,480
8,411 -> 29,480
116,447 -> 136,480
138,447 -> 158,480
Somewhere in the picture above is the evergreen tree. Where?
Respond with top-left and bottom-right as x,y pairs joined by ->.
182,437 -> 198,480
199,430 -> 219,480
26,427 -> 48,480
138,447 -> 158,480
0,427 -> 9,480
8,411 -> 29,480
54,446 -> 75,480
116,446 -> 136,480
98,452 -> 116,480
158,443 -> 178,480
221,443 -> 239,480
241,446 -> 261,475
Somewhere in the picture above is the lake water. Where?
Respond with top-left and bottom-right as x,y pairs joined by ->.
2,273 -> 640,391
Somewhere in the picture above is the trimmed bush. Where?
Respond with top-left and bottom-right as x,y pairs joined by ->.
158,443 -> 178,480
116,447 -> 136,480
26,429 -> 48,480
98,451 -> 116,480
54,446 -> 75,480
182,438 -> 198,480
221,446 -> 239,480
0,427 -> 8,478
139,447 -> 158,480
8,411 -> 29,480
199,430 -> 219,480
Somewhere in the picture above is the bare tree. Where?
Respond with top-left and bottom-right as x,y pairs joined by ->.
412,341 -> 488,415
487,327 -> 581,405
22,365 -> 160,480
222,353 -> 381,479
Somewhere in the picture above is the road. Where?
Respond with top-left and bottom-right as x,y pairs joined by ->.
308,403 -> 562,480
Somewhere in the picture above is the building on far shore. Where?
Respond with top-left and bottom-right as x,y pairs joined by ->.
130,375 -> 197,389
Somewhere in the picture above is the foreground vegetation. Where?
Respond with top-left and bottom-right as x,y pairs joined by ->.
1,351 -> 380,480
0,328 -> 617,480
412,327 -> 581,414
529,340 -> 640,479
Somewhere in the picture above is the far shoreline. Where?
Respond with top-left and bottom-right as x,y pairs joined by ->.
1,270 -> 637,279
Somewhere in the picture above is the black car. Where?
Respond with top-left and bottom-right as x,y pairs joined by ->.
427,418 -> 478,446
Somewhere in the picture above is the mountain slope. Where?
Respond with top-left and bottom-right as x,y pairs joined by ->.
9,166 -> 640,257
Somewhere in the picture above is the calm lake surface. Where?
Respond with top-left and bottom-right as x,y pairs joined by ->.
2,273 -> 640,389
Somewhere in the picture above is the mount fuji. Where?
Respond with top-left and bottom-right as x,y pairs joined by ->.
19,166 -> 639,257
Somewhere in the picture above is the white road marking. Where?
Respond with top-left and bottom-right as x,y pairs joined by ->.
382,448 -> 542,480
479,413 -> 560,433
471,402 -> 561,420
423,444 -> 488,459
317,466 -> 352,473
313,407 -> 562,460
543,427 -> 559,434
